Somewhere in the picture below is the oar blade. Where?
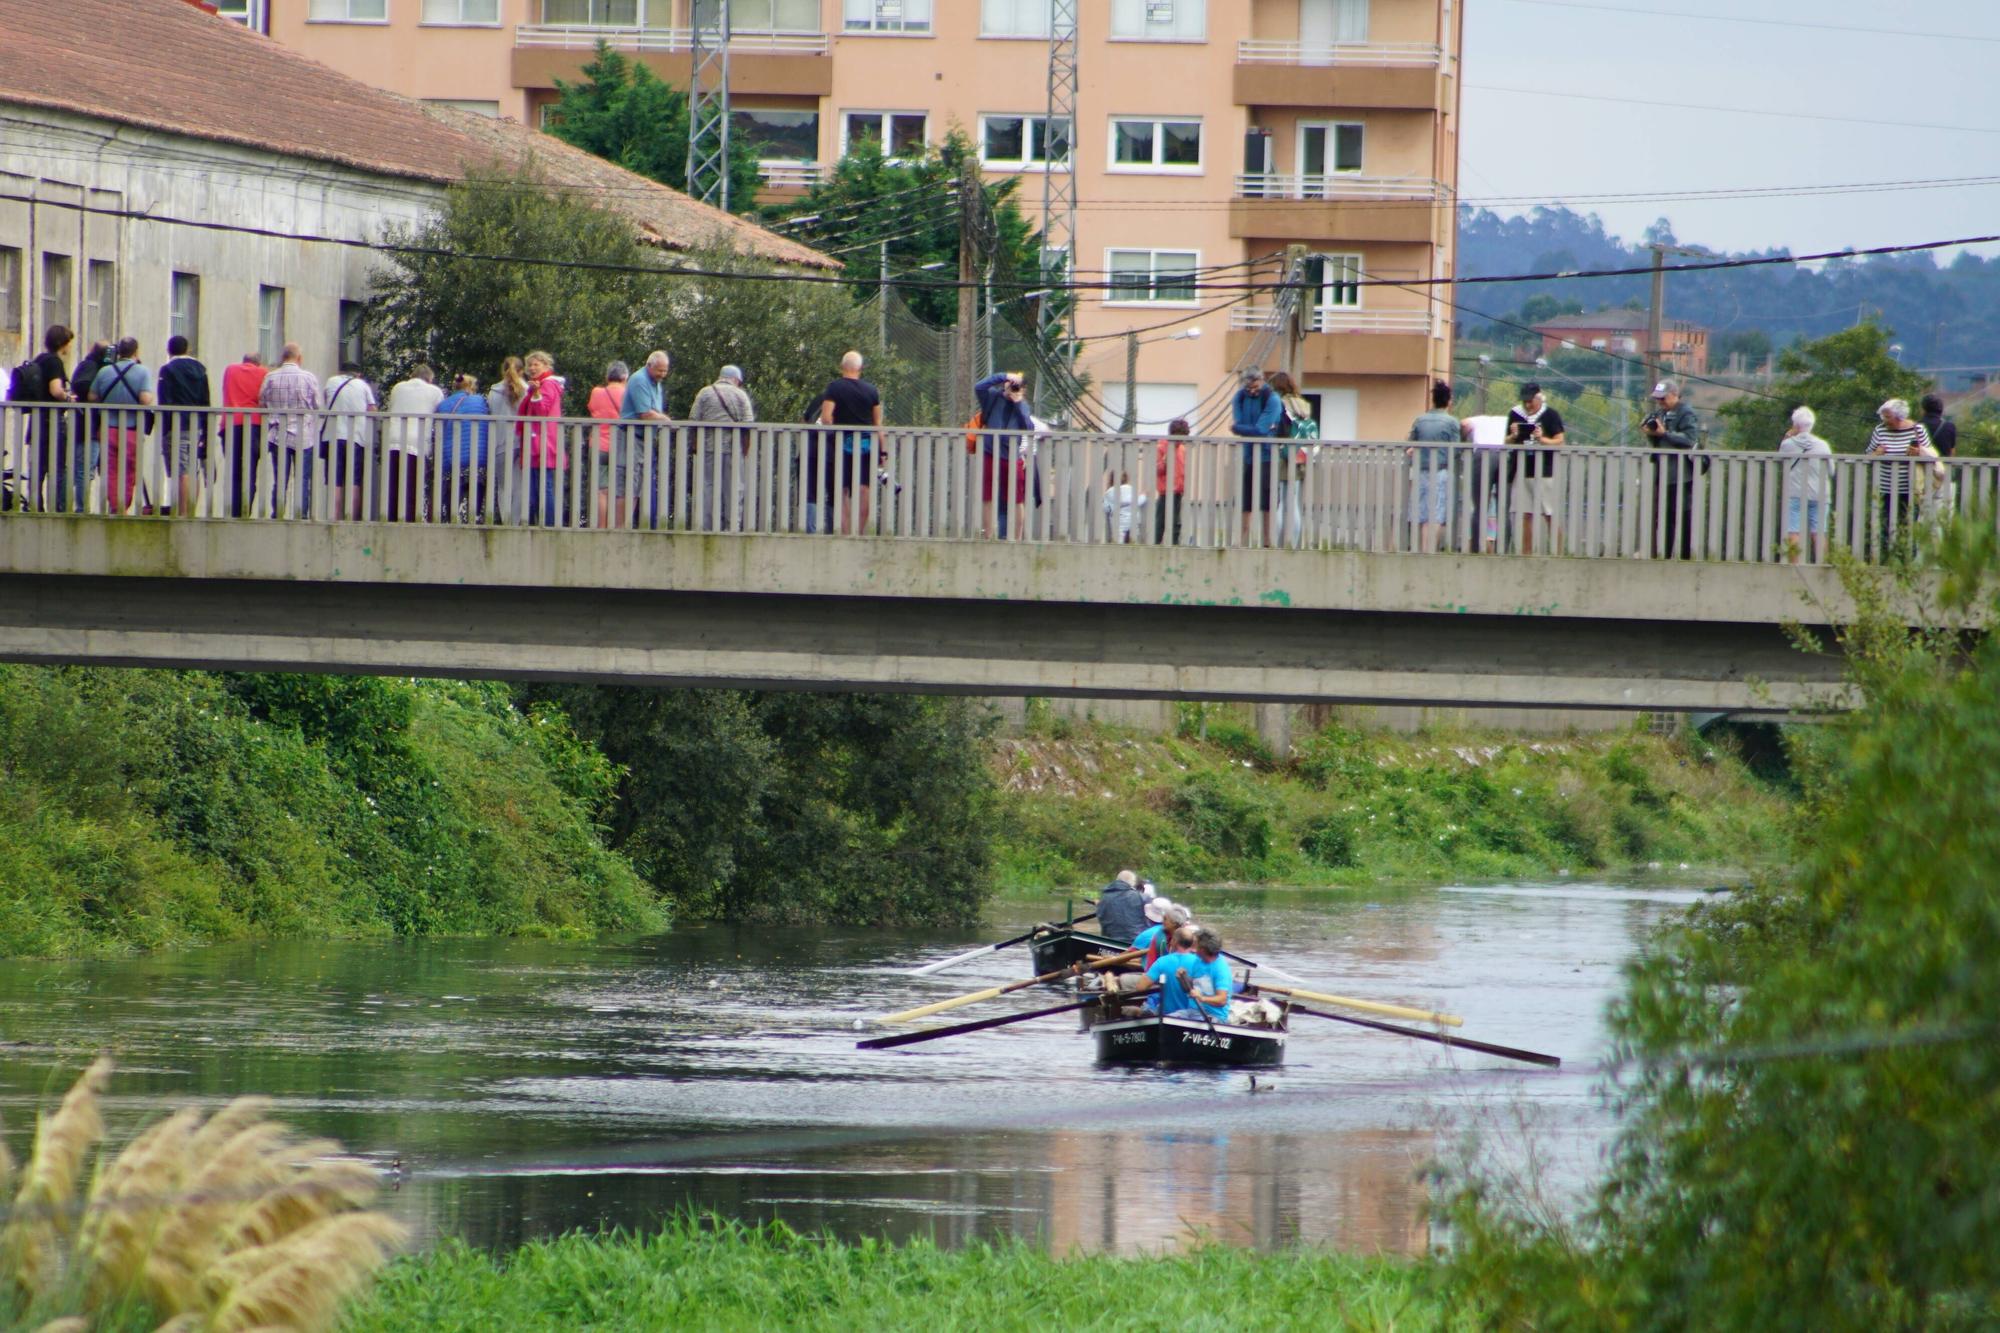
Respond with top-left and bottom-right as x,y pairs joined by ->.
1289,1004 -> 1561,1068
880,983 -> 1006,1025
909,942 -> 999,976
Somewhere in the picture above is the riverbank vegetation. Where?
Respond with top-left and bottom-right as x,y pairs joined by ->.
340,1218 -> 1469,1333
1438,534 -> 2000,1326
0,667 -> 659,957
992,710 -> 1792,893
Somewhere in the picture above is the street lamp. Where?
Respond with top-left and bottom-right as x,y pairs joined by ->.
1122,326 -> 1203,433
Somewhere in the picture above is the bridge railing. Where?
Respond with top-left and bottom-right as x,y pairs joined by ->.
1,403 -> 1991,564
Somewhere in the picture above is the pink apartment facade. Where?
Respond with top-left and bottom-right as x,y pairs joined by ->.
224,0 -> 1462,439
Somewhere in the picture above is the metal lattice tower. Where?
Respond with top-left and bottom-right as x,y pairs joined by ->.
1034,0 -> 1078,415
687,0 -> 732,210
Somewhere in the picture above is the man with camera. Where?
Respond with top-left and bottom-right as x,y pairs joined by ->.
1643,380 -> 1701,559
972,369 -> 1035,538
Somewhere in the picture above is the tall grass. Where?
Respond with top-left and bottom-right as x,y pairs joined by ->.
341,1216 -> 1470,1332
0,1058 -> 404,1332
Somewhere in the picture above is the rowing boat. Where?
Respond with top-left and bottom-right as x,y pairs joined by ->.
1092,1010 -> 1286,1068
1027,924 -> 1133,977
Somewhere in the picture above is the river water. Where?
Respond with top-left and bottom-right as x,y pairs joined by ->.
0,881 -> 1696,1257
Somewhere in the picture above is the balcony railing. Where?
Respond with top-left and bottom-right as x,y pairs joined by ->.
1230,306 -> 1433,334
1236,39 -> 1442,66
757,162 -> 827,189
1234,173 -> 1450,201
515,24 -> 830,53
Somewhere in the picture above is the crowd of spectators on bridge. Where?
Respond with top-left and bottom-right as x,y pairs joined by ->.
0,320 -> 1971,562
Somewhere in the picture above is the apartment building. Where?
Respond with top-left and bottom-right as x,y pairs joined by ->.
232,0 -> 1462,439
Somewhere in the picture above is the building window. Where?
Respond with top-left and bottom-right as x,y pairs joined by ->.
540,0 -> 648,22
257,285 -> 286,366
308,0 -> 388,20
843,0 -> 932,34
1109,117 -> 1203,172
40,253 -> 71,340
703,0 -> 818,26
1299,121 -> 1363,176
980,0 -> 1049,37
1309,253 -> 1363,308
1110,0 -> 1205,41
732,107 -> 820,162
422,0 -> 500,21
979,114 -> 1071,168
842,111 -> 928,160
84,260 -> 117,348
171,273 -> 201,351
339,301 -> 366,367
0,247 -> 20,338
1106,248 -> 1199,305
212,0 -> 268,31
424,99 -> 502,116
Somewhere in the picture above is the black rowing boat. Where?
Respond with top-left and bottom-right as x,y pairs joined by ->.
1027,924 -> 1133,977
1092,1011 -> 1286,1068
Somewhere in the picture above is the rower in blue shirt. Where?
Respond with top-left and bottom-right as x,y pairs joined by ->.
1143,925 -> 1234,1021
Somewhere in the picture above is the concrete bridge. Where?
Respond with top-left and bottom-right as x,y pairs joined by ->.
0,409 -> 1967,711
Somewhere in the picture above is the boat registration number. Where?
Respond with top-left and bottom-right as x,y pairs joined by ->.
1180,1032 -> 1231,1049
1110,1030 -> 1149,1046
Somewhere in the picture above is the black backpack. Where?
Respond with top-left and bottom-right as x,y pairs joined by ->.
8,358 -> 45,404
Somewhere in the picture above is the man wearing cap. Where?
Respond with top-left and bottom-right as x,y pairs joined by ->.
1094,869 -> 1149,944
691,363 -> 756,531
1506,383 -> 1565,554
1643,380 -> 1700,559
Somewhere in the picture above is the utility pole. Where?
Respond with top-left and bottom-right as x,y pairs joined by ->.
1035,0 -> 1079,416
1122,330 -> 1139,434
1646,241 -> 1704,386
1476,354 -> 1491,415
1283,243 -> 1310,386
877,238 -> 889,354
955,170 -> 980,424
686,0 -> 731,210
983,261 -> 996,380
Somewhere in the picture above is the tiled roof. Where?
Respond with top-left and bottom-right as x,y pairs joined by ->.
0,0 -> 833,268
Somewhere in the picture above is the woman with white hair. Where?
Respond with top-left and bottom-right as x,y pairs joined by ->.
1865,397 -> 1935,558
1778,405 -> 1833,565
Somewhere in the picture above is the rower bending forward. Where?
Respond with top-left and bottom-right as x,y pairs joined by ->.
1145,926 -> 1233,1021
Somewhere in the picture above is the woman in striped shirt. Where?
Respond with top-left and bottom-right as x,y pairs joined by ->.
1866,398 -> 1937,556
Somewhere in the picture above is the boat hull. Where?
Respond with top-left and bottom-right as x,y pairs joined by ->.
1028,926 -> 1132,977
1093,1013 -> 1285,1068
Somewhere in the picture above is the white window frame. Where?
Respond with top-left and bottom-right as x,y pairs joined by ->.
1107,116 -> 1204,174
40,252 -> 71,338
212,0 -> 269,31
980,0 -> 1051,39
977,113 -> 1072,171
1109,0 -> 1206,42
307,0 -> 389,23
421,0 -> 500,25
732,106 -> 822,164
1297,120 -> 1364,177
170,272 -> 201,351
1312,252 -> 1363,310
715,0 -> 821,28
840,110 -> 930,162
257,285 -> 286,368
0,247 -> 20,337
1104,247 -> 1201,308
84,259 -> 116,348
843,0 -> 933,35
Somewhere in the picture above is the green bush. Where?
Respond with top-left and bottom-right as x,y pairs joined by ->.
1298,814 -> 1356,868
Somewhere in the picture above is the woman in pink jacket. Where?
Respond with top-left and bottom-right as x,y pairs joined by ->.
516,350 -> 567,526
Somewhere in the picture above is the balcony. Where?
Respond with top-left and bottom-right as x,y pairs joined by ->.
513,25 -> 831,96
1226,306 -> 1435,378
1233,40 -> 1443,110
1229,174 -> 1448,244
756,161 -> 827,196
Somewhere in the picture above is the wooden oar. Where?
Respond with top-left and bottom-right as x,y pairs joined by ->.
1254,984 -> 1463,1028
877,949 -> 1141,1025
1220,949 -> 1306,986
909,912 -> 1100,976
1286,1003 -> 1560,1068
857,998 -> 1100,1051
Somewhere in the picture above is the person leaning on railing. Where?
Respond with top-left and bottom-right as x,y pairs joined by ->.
1777,405 -> 1832,565
1155,418 -> 1191,547
1506,382 -> 1565,555
1405,379 -> 1458,554
435,373 -> 490,523
1866,397 -> 1941,558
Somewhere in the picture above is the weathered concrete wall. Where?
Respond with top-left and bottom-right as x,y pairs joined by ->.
0,516 -> 1874,711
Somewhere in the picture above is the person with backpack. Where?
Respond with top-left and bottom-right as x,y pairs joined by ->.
89,338 -> 156,515
322,363 -> 377,522
13,325 -> 79,512
1268,370 -> 1315,548
157,335 -> 211,517
690,364 -> 756,532
434,373 -> 491,523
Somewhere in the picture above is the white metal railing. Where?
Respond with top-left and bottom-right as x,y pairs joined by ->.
1236,39 -> 1443,66
1234,173 -> 1450,201
0,405 -> 1985,565
757,162 -> 827,189
514,24 -> 830,53
1228,306 -> 1433,334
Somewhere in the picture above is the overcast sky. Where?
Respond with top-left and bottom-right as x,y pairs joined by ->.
1459,0 -> 2000,258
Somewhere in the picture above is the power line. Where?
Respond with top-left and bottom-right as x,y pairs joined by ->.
1500,0 -> 2000,45
1469,83 -> 2000,138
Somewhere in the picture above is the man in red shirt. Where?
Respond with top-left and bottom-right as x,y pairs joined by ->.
220,352 -> 268,518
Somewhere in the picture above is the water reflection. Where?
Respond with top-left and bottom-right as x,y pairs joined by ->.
0,883 -> 1672,1256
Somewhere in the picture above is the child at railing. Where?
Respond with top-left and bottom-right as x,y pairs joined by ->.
1102,470 -> 1147,543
